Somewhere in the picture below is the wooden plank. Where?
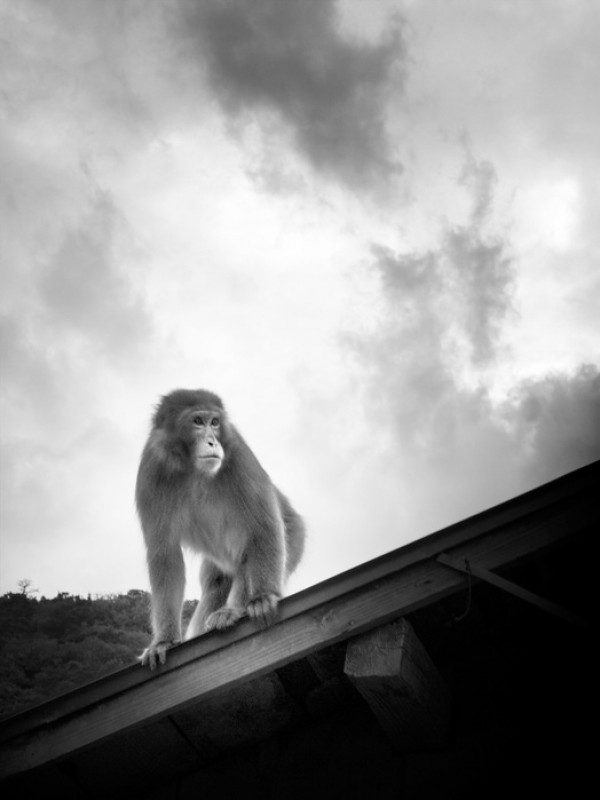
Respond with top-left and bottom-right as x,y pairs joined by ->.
345,619 -> 450,749
0,489 -> 593,779
436,552 -> 588,627
1,460 -> 596,747
172,672 -> 303,751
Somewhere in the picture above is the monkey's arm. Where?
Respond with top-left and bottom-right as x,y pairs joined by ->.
141,545 -> 185,670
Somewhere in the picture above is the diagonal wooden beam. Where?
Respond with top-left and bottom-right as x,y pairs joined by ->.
436,552 -> 588,628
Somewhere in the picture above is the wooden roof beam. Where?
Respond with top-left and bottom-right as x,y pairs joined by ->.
345,619 -> 451,750
436,552 -> 588,628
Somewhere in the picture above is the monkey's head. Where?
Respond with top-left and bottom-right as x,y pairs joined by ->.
153,389 -> 227,477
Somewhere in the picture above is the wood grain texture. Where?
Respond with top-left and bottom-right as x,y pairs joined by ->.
345,619 -> 450,749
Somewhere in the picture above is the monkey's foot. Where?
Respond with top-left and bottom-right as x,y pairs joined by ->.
205,606 -> 245,631
247,592 -> 280,626
140,640 -> 180,671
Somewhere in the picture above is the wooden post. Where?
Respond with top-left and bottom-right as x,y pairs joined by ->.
344,618 -> 450,750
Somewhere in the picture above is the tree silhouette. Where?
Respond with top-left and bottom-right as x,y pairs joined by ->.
17,579 -> 38,596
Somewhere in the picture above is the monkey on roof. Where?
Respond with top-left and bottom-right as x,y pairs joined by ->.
136,388 -> 305,669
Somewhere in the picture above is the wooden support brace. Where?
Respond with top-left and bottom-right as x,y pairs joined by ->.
437,552 -> 588,628
344,619 -> 450,751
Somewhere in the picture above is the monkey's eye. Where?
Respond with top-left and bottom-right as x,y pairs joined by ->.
210,417 -> 219,427
193,415 -> 204,426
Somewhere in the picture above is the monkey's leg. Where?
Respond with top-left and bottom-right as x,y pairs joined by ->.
141,545 -> 185,670
245,521 -> 286,626
204,567 -> 248,632
186,560 -> 232,639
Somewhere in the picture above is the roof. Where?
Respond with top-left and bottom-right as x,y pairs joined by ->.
0,460 -> 596,799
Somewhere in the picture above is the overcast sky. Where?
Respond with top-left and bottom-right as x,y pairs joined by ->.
1,0 -> 599,600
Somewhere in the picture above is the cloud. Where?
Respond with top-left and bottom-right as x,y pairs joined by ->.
444,155 -> 514,367
347,153 -> 599,533
0,1 -> 155,140
0,314 -> 66,432
179,0 -> 405,191
39,190 -> 153,364
0,0 -> 164,412
506,364 -> 600,484
0,180 -> 156,448
365,154 -> 514,399
0,186 -> 155,591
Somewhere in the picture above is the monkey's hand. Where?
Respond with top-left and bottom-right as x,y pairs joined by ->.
205,606 -> 245,632
140,640 -> 180,671
247,592 -> 280,627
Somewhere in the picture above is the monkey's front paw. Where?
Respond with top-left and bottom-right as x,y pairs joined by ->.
247,592 -> 280,626
205,606 -> 245,631
140,640 -> 180,671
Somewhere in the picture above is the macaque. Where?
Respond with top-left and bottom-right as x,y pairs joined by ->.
136,389 -> 305,669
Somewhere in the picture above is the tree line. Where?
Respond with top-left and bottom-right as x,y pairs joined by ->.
0,587 -> 195,720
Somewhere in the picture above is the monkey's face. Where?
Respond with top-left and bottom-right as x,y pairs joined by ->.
189,409 -> 225,476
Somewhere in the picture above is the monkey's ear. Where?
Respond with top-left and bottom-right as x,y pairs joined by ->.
152,401 -> 168,429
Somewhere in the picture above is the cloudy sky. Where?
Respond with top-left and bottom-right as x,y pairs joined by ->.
1,0 -> 599,601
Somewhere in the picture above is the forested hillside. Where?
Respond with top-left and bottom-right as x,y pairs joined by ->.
0,588 -> 196,720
